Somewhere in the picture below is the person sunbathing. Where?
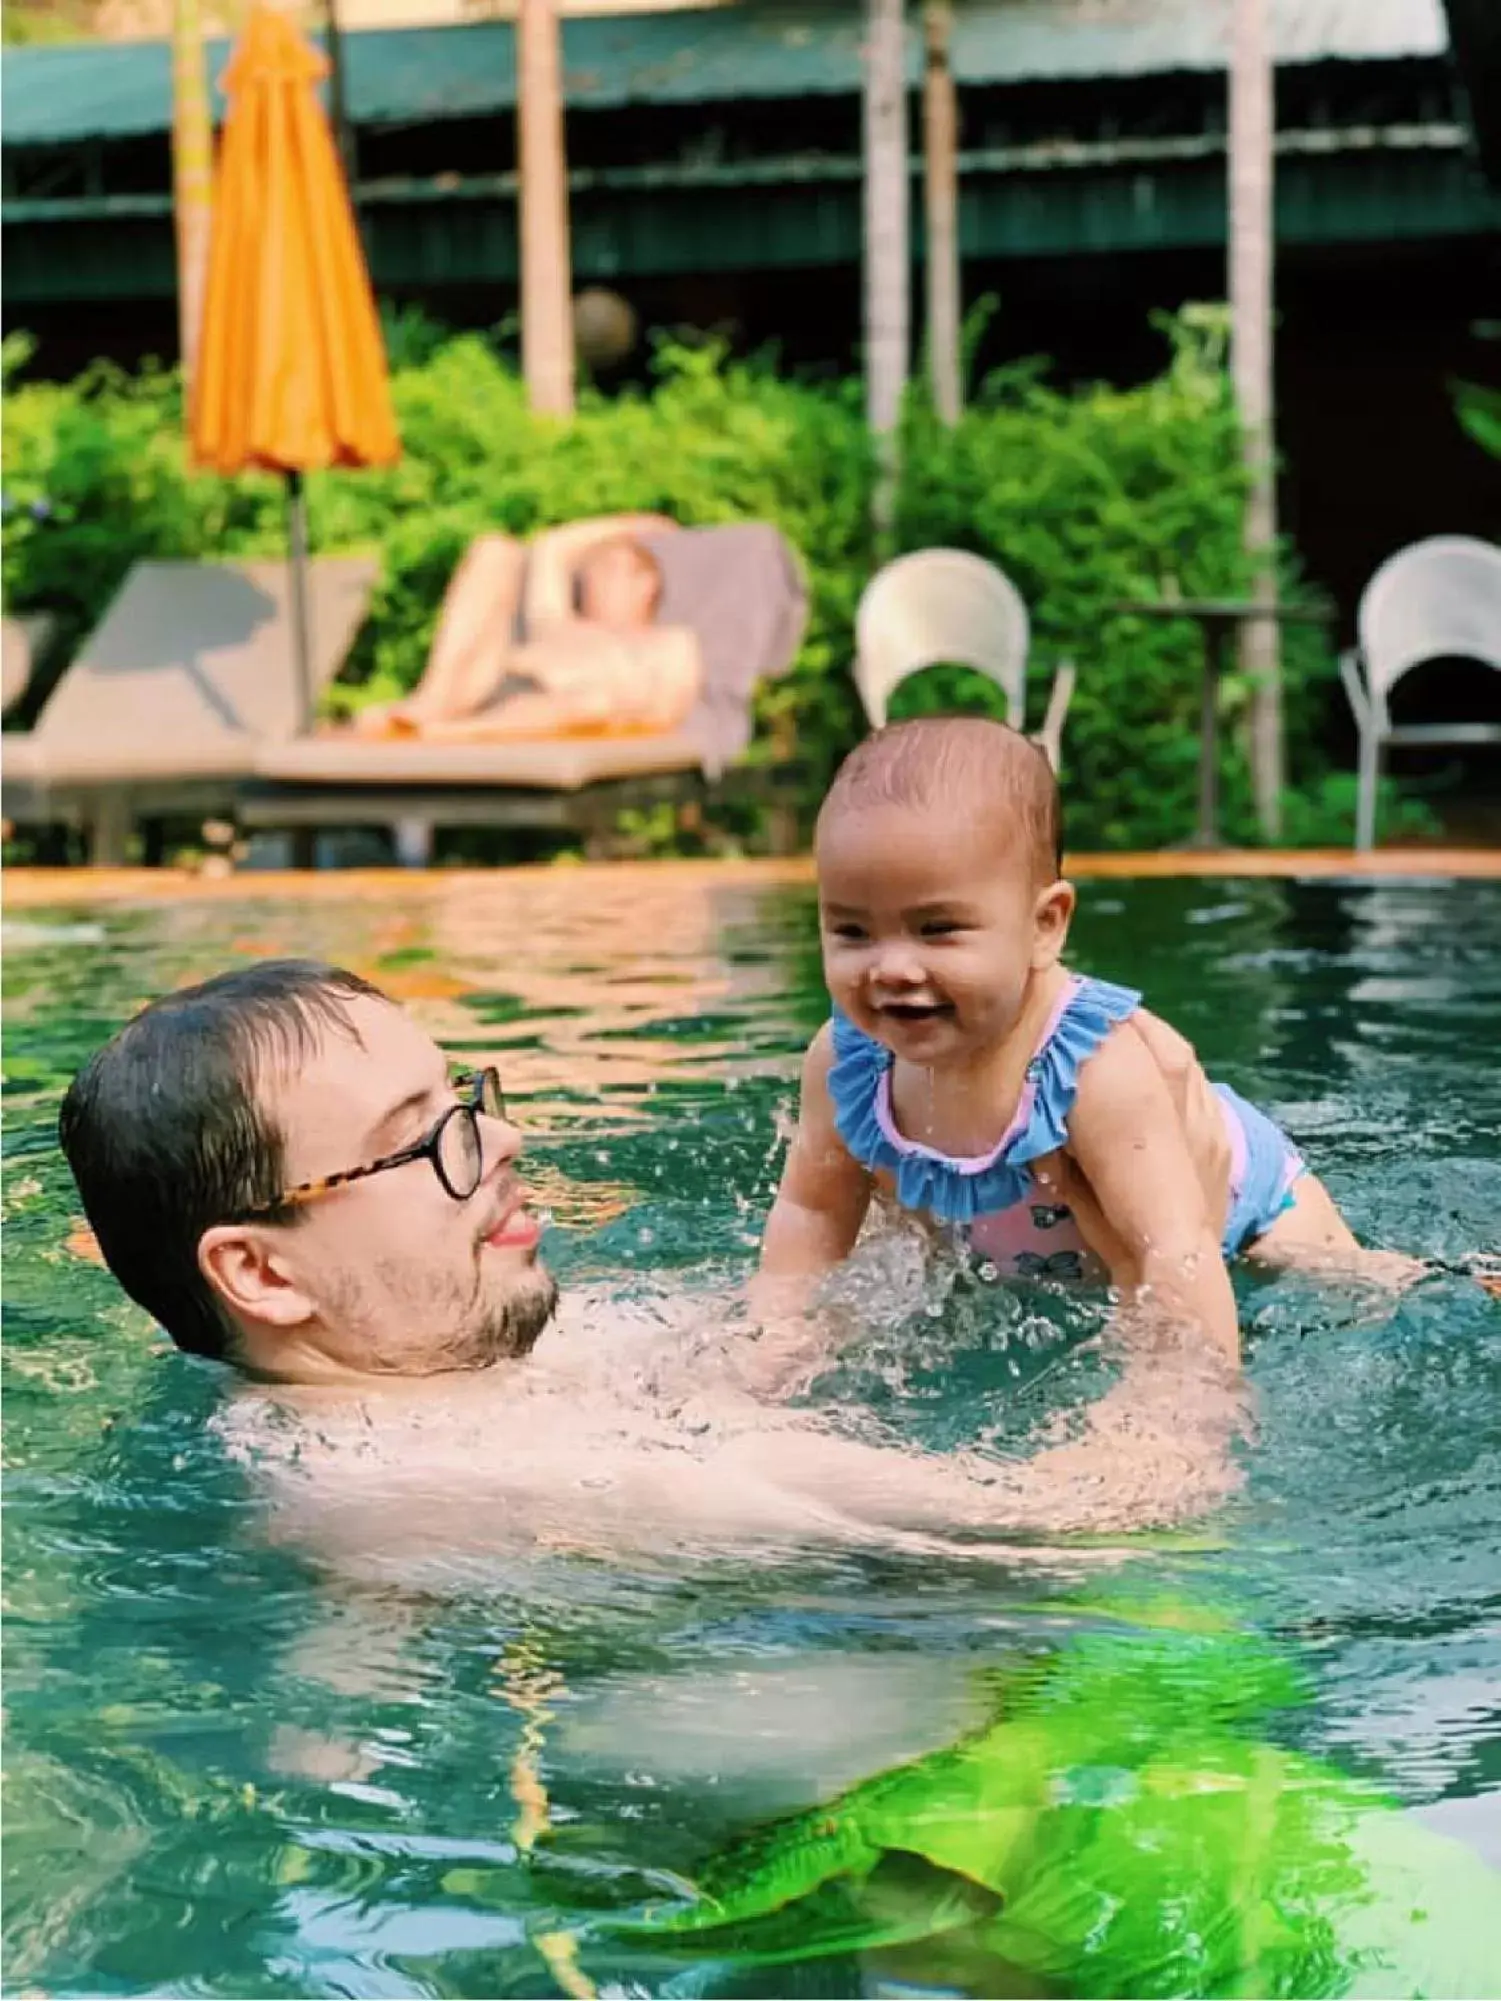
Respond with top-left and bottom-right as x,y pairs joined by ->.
353,515 -> 703,741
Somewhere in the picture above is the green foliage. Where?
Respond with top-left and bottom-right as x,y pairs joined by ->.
2,0 -> 100,44
3,313 -> 1379,848
1453,378 -> 1501,462
1,332 -> 289,667
897,307 -> 1342,847
1451,320 -> 1501,464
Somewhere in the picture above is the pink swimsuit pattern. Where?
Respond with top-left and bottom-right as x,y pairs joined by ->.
827,975 -> 1305,1278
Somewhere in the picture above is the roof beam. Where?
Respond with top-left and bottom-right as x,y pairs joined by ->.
6,140 -> 1495,305
1440,0 -> 1501,183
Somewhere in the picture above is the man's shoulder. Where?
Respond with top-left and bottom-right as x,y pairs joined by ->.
210,1386 -> 299,1464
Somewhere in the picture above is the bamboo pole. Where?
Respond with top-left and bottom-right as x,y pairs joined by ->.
518,0 -> 576,417
170,0 -> 214,395
322,0 -> 357,192
923,0 -> 961,424
1229,0 -> 1283,838
863,0 -> 910,539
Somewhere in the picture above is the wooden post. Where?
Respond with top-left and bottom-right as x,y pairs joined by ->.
322,0 -> 358,192
863,0 -> 910,540
923,0 -> 961,425
518,0 -> 576,418
1229,0 -> 1283,838
170,0 -> 214,395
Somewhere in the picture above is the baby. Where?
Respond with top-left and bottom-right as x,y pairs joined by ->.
759,715 -> 1368,1361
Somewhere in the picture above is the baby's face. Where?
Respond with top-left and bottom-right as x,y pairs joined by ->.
816,805 -> 1070,1062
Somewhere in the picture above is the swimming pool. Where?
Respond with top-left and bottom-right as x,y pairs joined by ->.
4,864 -> 1500,1996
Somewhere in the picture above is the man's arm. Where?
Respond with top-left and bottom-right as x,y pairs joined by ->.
721,1336 -> 1250,1542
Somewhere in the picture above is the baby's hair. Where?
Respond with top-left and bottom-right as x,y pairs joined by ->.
817,715 -> 1063,882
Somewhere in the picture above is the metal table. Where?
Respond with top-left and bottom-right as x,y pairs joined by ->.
1110,598 -> 1335,848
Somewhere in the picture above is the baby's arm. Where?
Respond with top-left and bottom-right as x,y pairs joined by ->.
754,1025 -> 873,1314
1061,1022 -> 1240,1362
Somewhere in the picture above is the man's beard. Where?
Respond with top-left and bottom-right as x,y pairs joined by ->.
475,1262 -> 559,1363
332,1258 -> 561,1377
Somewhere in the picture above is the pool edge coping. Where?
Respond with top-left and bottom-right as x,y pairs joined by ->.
3,847 -> 1500,906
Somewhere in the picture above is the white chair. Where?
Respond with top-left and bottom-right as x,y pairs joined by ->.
1340,535 -> 1501,850
853,549 -> 1076,769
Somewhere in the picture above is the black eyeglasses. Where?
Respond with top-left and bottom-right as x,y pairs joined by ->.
244,1068 -> 507,1217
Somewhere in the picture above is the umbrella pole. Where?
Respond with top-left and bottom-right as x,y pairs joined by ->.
286,470 -> 314,734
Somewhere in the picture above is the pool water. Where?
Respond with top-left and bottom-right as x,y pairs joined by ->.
4,866 -> 1500,1998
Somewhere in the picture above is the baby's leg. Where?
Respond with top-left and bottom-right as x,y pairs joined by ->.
1247,1173 -> 1423,1286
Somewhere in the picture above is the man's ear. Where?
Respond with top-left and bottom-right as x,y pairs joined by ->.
1031,878 -> 1077,971
198,1223 -> 317,1333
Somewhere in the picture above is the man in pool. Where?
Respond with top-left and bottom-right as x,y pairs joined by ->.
59,959 -> 1253,1564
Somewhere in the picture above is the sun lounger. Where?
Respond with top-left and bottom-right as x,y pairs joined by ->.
2,556 -> 378,860
241,524 -> 809,863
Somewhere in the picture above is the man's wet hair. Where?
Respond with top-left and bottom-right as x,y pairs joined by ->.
816,715 -> 1063,882
59,960 -> 385,1362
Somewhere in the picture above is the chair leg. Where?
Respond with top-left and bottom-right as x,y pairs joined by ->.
1356,730 -> 1381,851
89,790 -> 132,867
1034,660 -> 1077,773
392,816 -> 435,869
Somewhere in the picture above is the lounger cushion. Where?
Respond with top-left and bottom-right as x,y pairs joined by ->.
640,523 -> 808,774
257,729 -> 702,790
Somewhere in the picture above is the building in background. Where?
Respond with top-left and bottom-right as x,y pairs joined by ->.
1,0 -> 725,34
3,0 -> 1498,627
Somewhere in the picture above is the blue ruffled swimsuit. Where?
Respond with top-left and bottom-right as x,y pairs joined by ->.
828,975 -> 1305,1278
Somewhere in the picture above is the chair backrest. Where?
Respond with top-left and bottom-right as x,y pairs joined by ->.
1358,535 -> 1501,707
30,556 -> 377,775
854,549 -> 1029,728
644,522 -> 809,773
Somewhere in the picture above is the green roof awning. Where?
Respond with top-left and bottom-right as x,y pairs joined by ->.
0,0 -> 1451,152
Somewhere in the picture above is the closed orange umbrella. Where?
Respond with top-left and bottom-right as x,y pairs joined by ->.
190,2 -> 399,725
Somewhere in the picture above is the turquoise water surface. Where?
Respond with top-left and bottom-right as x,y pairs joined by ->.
4,867 -> 1499,1997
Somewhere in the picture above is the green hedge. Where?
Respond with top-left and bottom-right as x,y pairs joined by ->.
1,314 -> 1394,849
